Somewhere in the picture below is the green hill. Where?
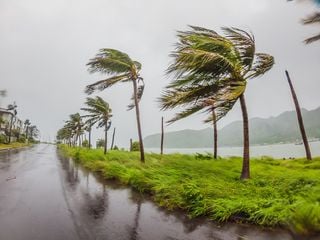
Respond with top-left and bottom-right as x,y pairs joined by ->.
144,107 -> 320,148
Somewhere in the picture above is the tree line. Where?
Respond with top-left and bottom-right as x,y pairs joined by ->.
0,90 -> 39,144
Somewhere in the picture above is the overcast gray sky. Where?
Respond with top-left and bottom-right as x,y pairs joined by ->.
0,0 -> 319,147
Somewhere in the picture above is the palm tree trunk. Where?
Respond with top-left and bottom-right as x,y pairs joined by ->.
111,127 -> 116,150
160,117 -> 164,155
132,80 -> 145,163
285,71 -> 312,160
239,93 -> 250,180
88,129 -> 91,149
211,108 -> 218,159
25,126 -> 29,143
104,125 -> 108,155
8,113 -> 13,144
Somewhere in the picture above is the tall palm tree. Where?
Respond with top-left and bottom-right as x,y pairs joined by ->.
85,49 -> 145,162
84,120 -> 94,149
162,26 -> 274,179
81,96 -> 112,154
57,125 -> 73,146
285,71 -> 312,160
24,119 -> 31,142
7,103 -> 17,144
29,125 -> 39,142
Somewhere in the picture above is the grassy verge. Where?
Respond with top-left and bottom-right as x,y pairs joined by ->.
58,145 -> 320,236
0,142 -> 31,150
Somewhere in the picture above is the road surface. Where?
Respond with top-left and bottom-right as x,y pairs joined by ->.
0,144 -> 294,240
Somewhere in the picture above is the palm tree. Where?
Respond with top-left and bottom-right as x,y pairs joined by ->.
81,96 -> 112,154
24,119 -> 31,142
84,120 -> 94,149
57,125 -> 73,146
160,81 -> 220,158
66,113 -> 84,147
285,71 -> 312,160
86,49 -> 145,162
29,125 -> 39,142
7,103 -> 17,144
162,26 -> 274,179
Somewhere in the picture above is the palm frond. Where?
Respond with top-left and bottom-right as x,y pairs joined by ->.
85,74 -> 130,94
167,105 -> 204,124
87,48 -> 133,74
303,12 -> 320,25
222,27 -> 255,72
246,53 -> 274,79
304,33 -> 320,44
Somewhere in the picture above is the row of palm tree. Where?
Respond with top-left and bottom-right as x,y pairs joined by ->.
57,97 -> 113,154
57,25 -> 312,180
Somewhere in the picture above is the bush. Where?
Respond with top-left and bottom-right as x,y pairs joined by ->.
18,136 -> 26,143
0,134 -> 6,143
131,141 -> 140,151
82,140 -> 89,148
96,139 -> 105,148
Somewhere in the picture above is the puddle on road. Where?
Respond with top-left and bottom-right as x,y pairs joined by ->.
58,154 -> 295,240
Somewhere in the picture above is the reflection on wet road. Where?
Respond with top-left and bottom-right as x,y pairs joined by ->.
0,144 -> 294,240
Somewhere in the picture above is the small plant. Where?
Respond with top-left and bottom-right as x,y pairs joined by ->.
82,140 -> 89,148
0,134 -> 6,144
195,152 -> 213,160
131,141 -> 140,151
96,139 -> 105,148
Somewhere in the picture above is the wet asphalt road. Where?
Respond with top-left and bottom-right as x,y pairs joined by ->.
0,144 -> 297,240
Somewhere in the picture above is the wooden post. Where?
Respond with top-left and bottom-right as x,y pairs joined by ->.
130,138 -> 133,151
160,117 -> 164,155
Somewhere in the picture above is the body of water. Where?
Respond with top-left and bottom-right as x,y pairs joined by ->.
146,141 -> 320,158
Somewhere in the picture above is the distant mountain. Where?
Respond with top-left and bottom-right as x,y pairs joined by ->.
144,107 -> 320,148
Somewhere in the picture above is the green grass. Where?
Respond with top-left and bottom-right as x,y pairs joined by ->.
0,142 -> 31,150
58,145 -> 320,236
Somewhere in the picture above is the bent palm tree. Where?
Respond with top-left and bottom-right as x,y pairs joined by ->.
66,113 -> 84,147
285,71 -> 312,160
86,49 -> 145,162
81,96 -> 112,154
160,81 -> 220,158
162,26 -> 274,179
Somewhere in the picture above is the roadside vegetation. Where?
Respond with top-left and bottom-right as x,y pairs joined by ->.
55,23 -> 318,237
59,145 -> 320,236
0,142 -> 31,150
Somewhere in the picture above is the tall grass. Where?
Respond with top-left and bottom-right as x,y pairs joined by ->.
58,145 -> 320,236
